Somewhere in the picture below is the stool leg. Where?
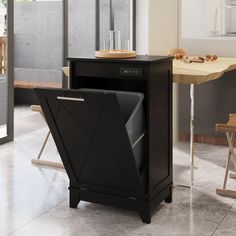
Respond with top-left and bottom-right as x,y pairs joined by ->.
226,132 -> 236,169
229,172 -> 236,179
223,133 -> 231,189
223,132 -> 235,189
227,132 -> 236,179
231,148 -> 236,170
37,130 -> 51,160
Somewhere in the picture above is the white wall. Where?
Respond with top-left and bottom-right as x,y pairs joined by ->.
181,0 -> 223,38
148,0 -> 179,55
136,0 -> 179,55
181,0 -> 209,38
136,0 -> 179,141
136,0 -> 148,54
180,37 -> 236,57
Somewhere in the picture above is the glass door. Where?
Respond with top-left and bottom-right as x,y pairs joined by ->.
14,0 -> 63,87
67,0 -> 135,56
0,0 -> 14,144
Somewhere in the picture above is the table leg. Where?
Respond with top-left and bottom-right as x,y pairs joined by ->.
190,84 -> 195,187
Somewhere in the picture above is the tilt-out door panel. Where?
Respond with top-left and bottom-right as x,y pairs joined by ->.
35,89 -> 145,199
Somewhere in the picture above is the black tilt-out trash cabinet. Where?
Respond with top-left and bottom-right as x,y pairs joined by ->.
35,55 -> 173,224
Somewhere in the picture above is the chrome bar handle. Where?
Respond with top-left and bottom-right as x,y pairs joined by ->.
57,96 -> 85,102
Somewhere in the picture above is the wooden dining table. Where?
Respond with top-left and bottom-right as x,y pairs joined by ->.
173,57 -> 236,187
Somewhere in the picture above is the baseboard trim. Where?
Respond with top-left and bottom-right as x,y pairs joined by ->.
178,133 -> 236,146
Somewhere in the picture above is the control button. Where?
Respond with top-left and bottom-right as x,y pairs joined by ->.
120,67 -> 143,77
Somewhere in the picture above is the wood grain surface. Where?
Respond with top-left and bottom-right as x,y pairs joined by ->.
173,57 -> 236,84
95,50 -> 136,59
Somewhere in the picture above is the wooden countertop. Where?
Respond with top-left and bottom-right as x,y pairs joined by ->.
173,57 -> 236,84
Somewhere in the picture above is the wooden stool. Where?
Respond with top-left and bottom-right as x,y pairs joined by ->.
31,106 -> 64,169
216,114 -> 236,197
62,67 -> 69,77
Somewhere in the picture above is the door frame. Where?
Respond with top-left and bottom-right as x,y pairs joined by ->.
0,0 -> 14,144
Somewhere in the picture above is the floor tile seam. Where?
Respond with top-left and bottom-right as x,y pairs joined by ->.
13,136 -> 50,159
0,147 -> 37,164
6,199 -> 68,236
14,126 -> 48,139
211,199 -> 236,236
117,225 -> 133,236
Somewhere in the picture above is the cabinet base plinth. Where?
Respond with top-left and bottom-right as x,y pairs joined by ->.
69,185 -> 172,224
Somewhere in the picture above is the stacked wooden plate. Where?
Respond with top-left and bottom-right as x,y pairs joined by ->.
95,50 -> 136,59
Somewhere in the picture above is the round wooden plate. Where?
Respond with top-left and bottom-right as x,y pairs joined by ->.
95,50 -> 136,59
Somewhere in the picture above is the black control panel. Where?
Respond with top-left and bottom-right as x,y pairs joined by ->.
120,67 -> 143,77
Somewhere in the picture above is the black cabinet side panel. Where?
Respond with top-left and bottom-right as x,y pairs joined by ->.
148,61 -> 172,198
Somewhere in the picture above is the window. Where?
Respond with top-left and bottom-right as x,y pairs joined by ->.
14,0 -> 135,86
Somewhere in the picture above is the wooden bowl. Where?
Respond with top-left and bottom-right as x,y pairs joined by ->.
168,48 -> 187,57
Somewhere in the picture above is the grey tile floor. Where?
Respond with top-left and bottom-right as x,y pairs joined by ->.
1,106 -> 236,236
